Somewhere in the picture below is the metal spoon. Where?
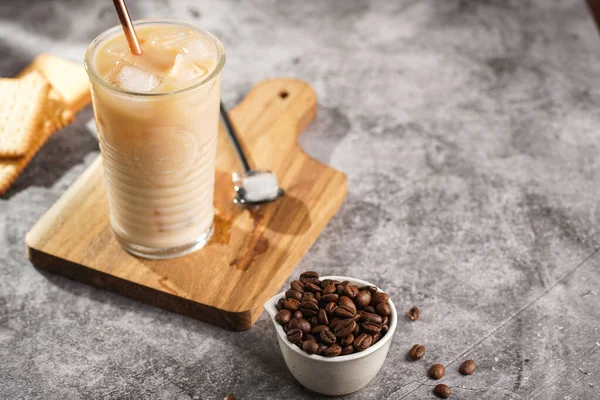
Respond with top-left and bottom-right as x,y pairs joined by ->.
220,101 -> 285,204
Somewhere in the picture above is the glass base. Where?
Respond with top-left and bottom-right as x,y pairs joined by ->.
114,223 -> 214,260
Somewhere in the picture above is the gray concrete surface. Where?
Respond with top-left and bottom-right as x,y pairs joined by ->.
2,0 -> 600,398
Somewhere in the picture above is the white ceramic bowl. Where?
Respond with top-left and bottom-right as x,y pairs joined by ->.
264,276 -> 397,396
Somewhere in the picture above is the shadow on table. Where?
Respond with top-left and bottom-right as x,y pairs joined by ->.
1,106 -> 99,200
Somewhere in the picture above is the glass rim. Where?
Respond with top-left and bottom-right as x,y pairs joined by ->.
84,18 -> 226,98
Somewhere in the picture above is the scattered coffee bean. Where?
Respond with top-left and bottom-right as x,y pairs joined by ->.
408,344 -> 425,360
320,329 -> 337,345
323,343 -> 342,357
376,303 -> 392,317
283,298 -> 300,311
354,290 -> 372,308
318,309 -> 329,325
302,340 -> 319,355
429,364 -> 445,380
433,384 -> 452,399
407,305 -> 420,321
335,319 -> 357,337
287,328 -> 303,344
340,333 -> 354,347
276,271 -> 392,357
299,271 -> 320,284
354,333 -> 373,351
275,309 -> 292,325
285,289 -> 302,301
289,318 -> 311,334
459,359 -> 476,375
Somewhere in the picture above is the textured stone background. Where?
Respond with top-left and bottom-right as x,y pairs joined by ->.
2,0 -> 600,399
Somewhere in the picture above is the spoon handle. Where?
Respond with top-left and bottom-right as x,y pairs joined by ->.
220,101 -> 251,172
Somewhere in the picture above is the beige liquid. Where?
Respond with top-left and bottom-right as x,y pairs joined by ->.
89,22 -> 224,253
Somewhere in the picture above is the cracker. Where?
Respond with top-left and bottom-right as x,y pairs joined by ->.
0,73 -> 51,157
18,54 -> 91,113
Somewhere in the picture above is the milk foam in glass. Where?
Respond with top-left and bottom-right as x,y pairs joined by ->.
84,20 -> 226,259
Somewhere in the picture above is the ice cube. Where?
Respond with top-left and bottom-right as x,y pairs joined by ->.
106,62 -> 163,93
169,54 -> 207,84
152,29 -> 195,48
184,38 -> 217,64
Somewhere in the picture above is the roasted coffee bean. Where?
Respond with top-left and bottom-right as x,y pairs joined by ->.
293,311 -> 304,320
354,333 -> 373,351
342,345 -> 354,355
289,318 -> 311,334
371,292 -> 390,306
335,319 -> 357,337
323,284 -> 337,295
372,332 -> 381,343
320,329 -> 337,345
321,293 -> 339,303
299,301 -> 319,317
317,343 -> 327,355
340,333 -> 354,347
301,294 -> 318,304
362,312 -> 383,324
275,309 -> 292,325
330,280 -> 341,286
459,360 -> 476,375
283,325 -> 290,333
361,321 -> 382,334
325,302 -> 337,316
433,384 -> 452,399
359,285 -> 378,295
407,306 -> 419,321
276,298 -> 285,310
354,290 -> 372,309
334,306 -> 356,318
290,280 -> 305,292
317,309 -> 329,325
339,296 -> 357,313
299,271 -> 320,284
302,340 -> 319,355
342,282 -> 359,298
323,344 -> 342,357
309,316 -> 319,326
376,303 -> 392,317
329,317 -> 342,329
224,395 -> 236,400
305,334 -> 317,342
408,344 -> 425,360
304,282 -> 322,293
315,292 -> 322,301
429,364 -> 445,380
310,324 -> 330,334
286,328 -> 303,344
382,316 -> 389,326
285,289 -> 303,301
337,284 -> 345,294
283,298 -> 300,311
353,324 -> 360,335
320,279 -> 333,289
381,324 -> 389,334
363,306 -> 376,314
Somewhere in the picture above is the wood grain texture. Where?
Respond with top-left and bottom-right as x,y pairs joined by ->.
25,78 -> 347,330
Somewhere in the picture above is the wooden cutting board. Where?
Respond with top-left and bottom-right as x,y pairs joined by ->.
25,78 -> 347,330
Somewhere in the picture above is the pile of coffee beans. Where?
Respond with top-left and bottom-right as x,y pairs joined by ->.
274,271 -> 392,357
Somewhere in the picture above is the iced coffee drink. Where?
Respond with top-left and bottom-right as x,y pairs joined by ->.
84,20 -> 225,259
